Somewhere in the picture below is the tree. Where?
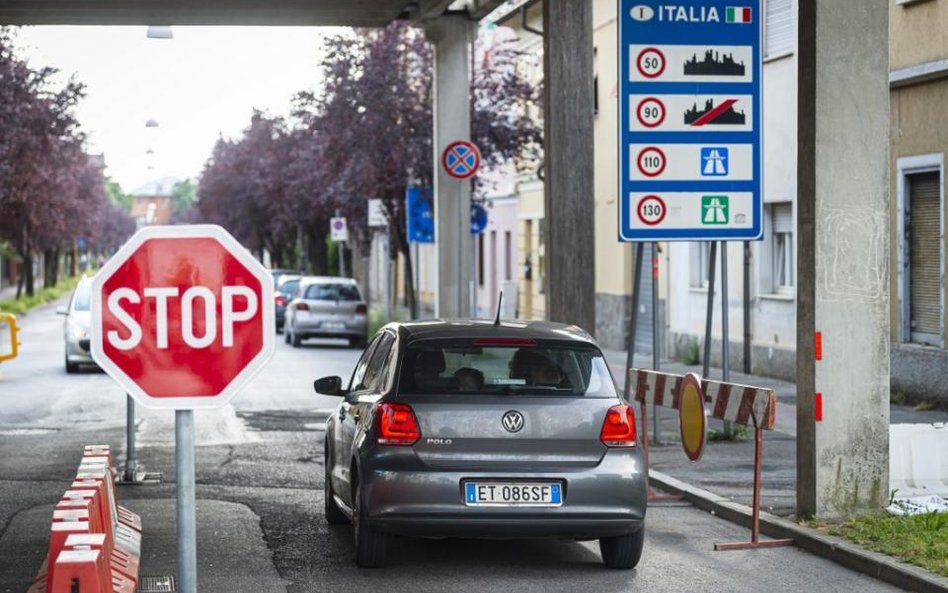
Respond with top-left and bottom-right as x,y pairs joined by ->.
105,178 -> 133,211
171,179 -> 197,215
0,29 -> 134,296
295,23 -> 541,313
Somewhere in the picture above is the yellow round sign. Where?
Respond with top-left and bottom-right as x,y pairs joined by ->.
678,373 -> 706,462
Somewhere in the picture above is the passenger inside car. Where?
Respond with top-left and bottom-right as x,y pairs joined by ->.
509,349 -> 570,388
454,367 -> 484,391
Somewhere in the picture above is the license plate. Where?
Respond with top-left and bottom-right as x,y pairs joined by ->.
464,482 -> 562,506
321,321 -> 345,329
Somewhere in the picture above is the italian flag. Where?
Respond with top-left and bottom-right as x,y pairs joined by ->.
726,6 -> 752,23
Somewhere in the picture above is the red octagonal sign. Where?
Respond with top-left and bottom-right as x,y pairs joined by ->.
91,225 -> 275,410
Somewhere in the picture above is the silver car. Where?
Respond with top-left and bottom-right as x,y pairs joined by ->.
57,275 -> 95,373
284,276 -> 368,348
315,320 -> 647,569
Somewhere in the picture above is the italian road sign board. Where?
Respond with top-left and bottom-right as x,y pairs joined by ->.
406,187 -> 435,243
441,140 -> 481,180
619,0 -> 763,241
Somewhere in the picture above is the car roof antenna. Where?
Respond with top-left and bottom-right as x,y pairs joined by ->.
493,291 -> 503,326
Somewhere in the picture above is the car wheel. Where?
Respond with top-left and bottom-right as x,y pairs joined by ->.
276,323 -> 283,334
353,478 -> 388,568
599,527 -> 645,569
324,446 -> 349,526
349,336 -> 366,349
284,327 -> 291,344
291,328 -> 302,348
65,358 -> 79,374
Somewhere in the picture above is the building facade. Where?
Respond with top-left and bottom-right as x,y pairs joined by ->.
888,0 -> 948,404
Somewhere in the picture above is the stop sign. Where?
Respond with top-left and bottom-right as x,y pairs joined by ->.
91,225 -> 275,409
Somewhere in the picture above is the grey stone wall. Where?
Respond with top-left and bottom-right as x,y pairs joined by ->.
891,343 -> 948,406
667,331 -> 797,382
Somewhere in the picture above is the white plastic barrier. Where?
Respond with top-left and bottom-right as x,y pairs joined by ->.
889,423 -> 948,497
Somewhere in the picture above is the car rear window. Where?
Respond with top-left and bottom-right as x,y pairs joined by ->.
279,279 -> 300,296
398,343 -> 617,398
72,284 -> 91,311
304,283 -> 361,301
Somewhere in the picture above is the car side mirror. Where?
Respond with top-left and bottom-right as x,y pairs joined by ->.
314,376 -> 344,396
56,306 -> 67,316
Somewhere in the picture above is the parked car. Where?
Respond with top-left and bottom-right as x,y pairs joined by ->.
284,276 -> 368,348
270,268 -> 302,289
315,320 -> 647,569
57,275 -> 95,374
274,275 -> 301,333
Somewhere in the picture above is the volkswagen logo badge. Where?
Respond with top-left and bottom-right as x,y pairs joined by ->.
502,410 -> 524,433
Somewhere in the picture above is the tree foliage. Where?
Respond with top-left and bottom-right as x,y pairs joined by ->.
194,23 -> 541,311
0,29 -> 135,296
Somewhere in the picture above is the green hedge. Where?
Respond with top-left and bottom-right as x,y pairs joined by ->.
0,275 -> 85,316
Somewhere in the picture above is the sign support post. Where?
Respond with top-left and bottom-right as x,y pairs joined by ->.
702,241 -> 718,380
176,410 -> 197,593
721,241 -> 733,438
122,395 -> 138,483
651,242 -> 662,444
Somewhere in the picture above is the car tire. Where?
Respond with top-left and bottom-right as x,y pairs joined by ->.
599,527 -> 645,569
291,328 -> 302,348
353,478 -> 388,568
349,336 -> 366,349
324,446 -> 349,526
276,323 -> 283,335
65,358 -> 79,374
284,327 -> 291,344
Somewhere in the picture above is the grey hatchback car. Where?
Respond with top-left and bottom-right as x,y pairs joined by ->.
285,276 -> 368,348
315,320 -> 647,569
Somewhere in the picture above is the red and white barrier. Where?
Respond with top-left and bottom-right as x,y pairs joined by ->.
630,368 -> 793,551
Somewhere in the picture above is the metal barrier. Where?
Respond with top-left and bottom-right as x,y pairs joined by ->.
631,368 -> 794,551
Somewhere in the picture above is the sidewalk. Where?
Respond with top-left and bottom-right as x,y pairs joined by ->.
601,347 -> 948,517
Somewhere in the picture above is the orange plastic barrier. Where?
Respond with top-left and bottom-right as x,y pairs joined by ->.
24,445 -> 142,593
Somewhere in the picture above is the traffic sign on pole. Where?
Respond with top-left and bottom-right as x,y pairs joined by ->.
91,224 -> 275,410
619,0 -> 763,241
441,140 -> 481,180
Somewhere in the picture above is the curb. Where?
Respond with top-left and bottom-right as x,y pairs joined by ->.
649,470 -> 948,593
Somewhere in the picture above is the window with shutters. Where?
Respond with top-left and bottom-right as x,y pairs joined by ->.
906,172 -> 942,346
762,202 -> 794,295
765,0 -> 793,59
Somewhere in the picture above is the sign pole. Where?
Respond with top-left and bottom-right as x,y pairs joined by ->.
651,241 -> 662,444
702,241 -> 718,380
721,241 -> 733,438
623,244 -> 644,403
123,394 -> 138,482
176,410 -> 197,593
385,225 -> 392,323
413,242 -> 420,320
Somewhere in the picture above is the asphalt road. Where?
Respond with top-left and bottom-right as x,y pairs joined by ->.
0,297 -> 909,593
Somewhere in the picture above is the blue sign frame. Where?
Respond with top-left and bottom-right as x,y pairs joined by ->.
618,0 -> 763,242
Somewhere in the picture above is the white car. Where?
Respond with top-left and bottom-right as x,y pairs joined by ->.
57,276 -> 95,373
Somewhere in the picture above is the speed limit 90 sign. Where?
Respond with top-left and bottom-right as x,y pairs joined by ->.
636,97 -> 665,128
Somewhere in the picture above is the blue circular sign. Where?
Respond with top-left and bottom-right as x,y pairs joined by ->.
470,204 -> 488,235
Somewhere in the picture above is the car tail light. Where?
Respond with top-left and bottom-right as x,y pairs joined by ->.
600,404 -> 636,447
296,302 -> 309,311
275,295 -> 287,307
355,304 -> 367,314
377,403 -> 421,446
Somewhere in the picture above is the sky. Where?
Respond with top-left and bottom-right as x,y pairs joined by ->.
15,26 -> 337,193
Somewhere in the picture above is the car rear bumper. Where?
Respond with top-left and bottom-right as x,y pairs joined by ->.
360,448 -> 647,539
294,317 -> 367,338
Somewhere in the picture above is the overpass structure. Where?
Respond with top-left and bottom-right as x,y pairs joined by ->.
0,0 -> 892,520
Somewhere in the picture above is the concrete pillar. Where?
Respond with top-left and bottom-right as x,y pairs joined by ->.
796,0 -> 890,518
543,0 -> 596,333
426,16 -> 475,319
